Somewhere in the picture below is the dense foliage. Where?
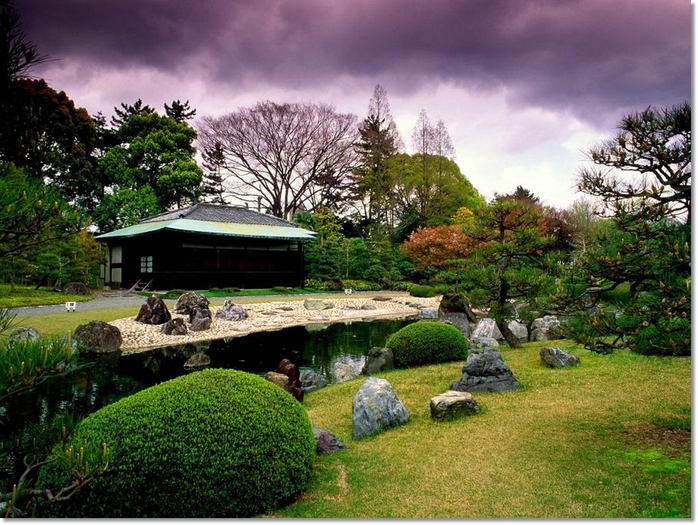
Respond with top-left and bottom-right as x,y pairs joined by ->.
34,369 -> 315,518
386,321 -> 468,367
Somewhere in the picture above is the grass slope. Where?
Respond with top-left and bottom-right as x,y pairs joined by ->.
273,342 -> 691,518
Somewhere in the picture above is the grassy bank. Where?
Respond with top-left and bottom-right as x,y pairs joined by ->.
273,343 -> 690,518
0,285 -> 93,309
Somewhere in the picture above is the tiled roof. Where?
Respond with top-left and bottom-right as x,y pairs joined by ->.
96,203 -> 316,241
142,203 -> 298,228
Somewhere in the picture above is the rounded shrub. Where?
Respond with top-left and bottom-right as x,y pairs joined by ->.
386,321 -> 468,367
408,284 -> 437,298
35,369 -> 315,518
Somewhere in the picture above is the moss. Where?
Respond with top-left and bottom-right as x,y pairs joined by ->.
35,369 -> 315,518
386,321 -> 468,367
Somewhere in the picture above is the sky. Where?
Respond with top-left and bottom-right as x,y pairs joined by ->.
16,0 -> 691,210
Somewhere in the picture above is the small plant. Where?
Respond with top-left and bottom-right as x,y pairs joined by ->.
386,321 -> 468,367
34,369 -> 316,518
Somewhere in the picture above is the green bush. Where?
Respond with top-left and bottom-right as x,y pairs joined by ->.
35,369 -> 315,518
386,321 -> 468,367
341,279 -> 381,291
408,284 -> 437,298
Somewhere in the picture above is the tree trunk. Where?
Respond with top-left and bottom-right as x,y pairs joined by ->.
495,318 -> 520,349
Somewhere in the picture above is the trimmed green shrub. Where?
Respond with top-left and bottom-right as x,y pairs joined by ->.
340,279 -> 381,291
386,321 -> 468,367
408,284 -> 437,298
35,369 -> 315,518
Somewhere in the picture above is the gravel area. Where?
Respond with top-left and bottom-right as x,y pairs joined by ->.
113,294 -> 442,354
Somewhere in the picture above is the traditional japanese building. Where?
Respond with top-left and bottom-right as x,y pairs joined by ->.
96,203 -> 316,291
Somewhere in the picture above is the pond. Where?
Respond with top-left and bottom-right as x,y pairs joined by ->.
1,317 -> 417,488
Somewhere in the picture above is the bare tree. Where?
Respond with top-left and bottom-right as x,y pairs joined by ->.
197,101 -> 358,219
368,84 -> 404,152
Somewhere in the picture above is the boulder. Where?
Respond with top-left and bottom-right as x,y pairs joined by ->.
63,282 -> 91,295
161,317 -> 188,336
540,346 -> 580,368
183,352 -> 211,370
276,358 -> 304,402
471,318 -> 503,340
73,320 -> 122,354
430,391 -> 480,422
361,347 -> 394,375
471,336 -> 500,349
530,315 -> 564,341
190,308 -> 212,332
304,299 -> 334,311
352,377 -> 409,439
215,299 -> 248,321
332,358 -> 364,384
507,320 -> 528,342
419,308 -> 439,319
174,291 -> 211,318
450,348 -> 520,393
135,295 -> 172,325
440,312 -> 471,339
313,428 -> 347,455
300,369 -> 328,392
9,327 -> 40,343
265,371 -> 290,390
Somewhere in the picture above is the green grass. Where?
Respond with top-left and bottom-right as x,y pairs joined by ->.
271,342 -> 691,518
0,285 -> 93,308
154,287 -> 327,300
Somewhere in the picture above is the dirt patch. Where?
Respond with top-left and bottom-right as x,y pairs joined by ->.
621,422 -> 691,458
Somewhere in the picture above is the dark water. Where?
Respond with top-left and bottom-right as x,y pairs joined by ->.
0,318 -> 416,488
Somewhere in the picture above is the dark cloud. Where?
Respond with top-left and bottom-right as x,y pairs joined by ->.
16,0 -> 690,126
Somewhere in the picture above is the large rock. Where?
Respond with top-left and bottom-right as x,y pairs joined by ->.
419,308 -> 439,319
471,336 -> 500,349
440,312 -> 471,339
450,348 -> 520,393
333,358 -> 364,384
135,295 -> 172,325
265,371 -> 290,390
174,291 -> 210,315
361,347 -> 394,375
540,346 -> 580,368
471,318 -> 503,340
300,369 -> 328,393
352,377 -> 409,439
508,320 -> 528,343
161,317 -> 188,336
63,282 -> 91,295
73,320 -> 122,354
215,299 -> 248,321
430,391 -> 480,422
530,315 -> 564,341
313,428 -> 347,455
304,299 -> 334,311
9,327 -> 40,343
275,358 -> 304,401
190,308 -> 212,332
183,352 -> 211,370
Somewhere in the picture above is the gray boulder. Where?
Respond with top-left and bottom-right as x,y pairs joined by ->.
471,336 -> 500,349
215,299 -> 248,321
300,369 -> 328,392
419,308 -> 439,319
332,358 -> 364,384
352,377 -> 409,439
190,308 -> 212,332
73,320 -> 122,354
174,291 -> 211,318
161,317 -> 188,336
135,294 -> 172,325
313,428 -> 347,455
508,320 -> 528,342
540,346 -> 580,368
530,315 -> 564,341
471,318 -> 503,340
440,312 -> 471,339
450,348 -> 520,393
9,327 -> 40,343
183,352 -> 211,370
430,391 -> 480,422
361,347 -> 394,375
304,299 -> 334,311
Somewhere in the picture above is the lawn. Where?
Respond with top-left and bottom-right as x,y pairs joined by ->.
271,342 -> 691,518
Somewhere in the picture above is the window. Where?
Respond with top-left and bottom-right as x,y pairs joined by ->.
140,255 -> 153,273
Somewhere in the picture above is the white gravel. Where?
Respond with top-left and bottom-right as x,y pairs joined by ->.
113,295 -> 442,354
